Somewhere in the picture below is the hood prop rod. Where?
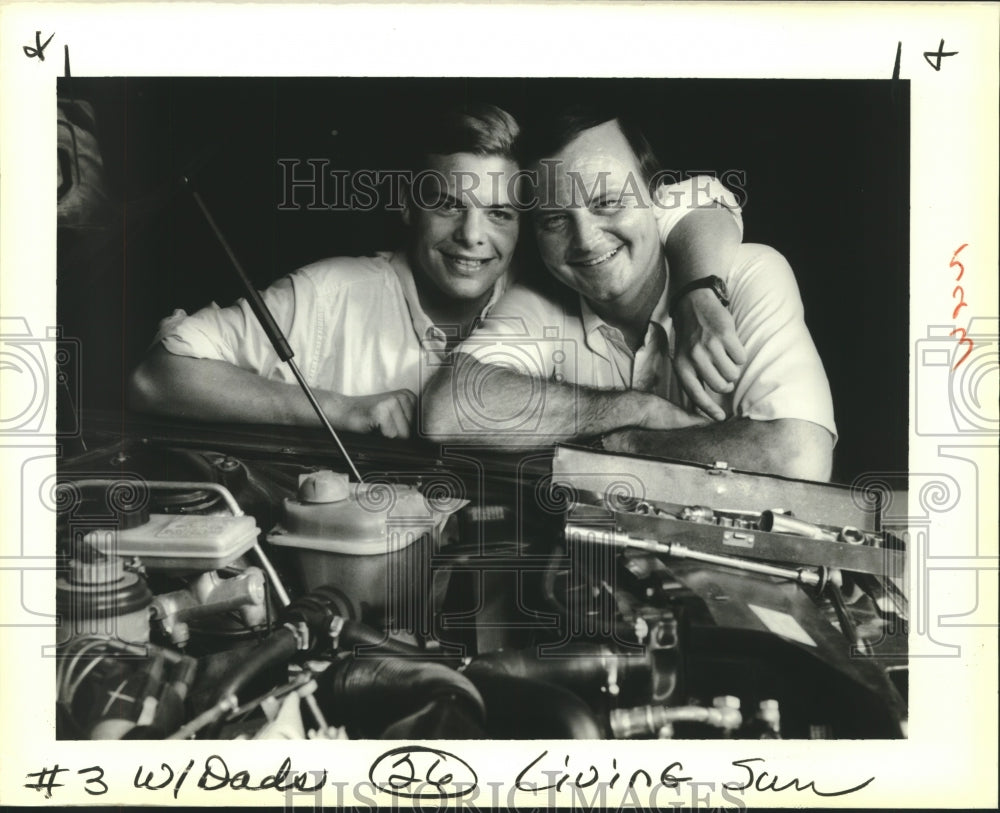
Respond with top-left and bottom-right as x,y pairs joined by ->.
182,177 -> 363,482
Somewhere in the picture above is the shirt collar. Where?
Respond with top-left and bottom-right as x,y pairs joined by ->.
648,276 -> 673,334
387,250 -> 511,348
577,263 -> 673,356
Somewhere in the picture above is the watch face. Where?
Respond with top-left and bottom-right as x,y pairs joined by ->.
710,276 -> 729,304
713,277 -> 728,298
670,276 -> 730,316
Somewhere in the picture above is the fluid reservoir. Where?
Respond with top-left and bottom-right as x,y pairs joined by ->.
267,471 -> 440,628
81,514 -> 260,574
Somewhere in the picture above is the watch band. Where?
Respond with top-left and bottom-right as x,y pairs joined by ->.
668,275 -> 730,318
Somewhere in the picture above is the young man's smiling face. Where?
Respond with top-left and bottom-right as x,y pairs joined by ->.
531,119 -> 663,318
404,152 -> 520,308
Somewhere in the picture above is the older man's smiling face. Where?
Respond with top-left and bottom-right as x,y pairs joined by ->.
532,120 -> 663,317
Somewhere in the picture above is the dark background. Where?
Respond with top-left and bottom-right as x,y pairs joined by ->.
56,77 -> 909,483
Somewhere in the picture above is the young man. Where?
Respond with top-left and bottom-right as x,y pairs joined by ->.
423,108 -> 836,481
129,102 -> 748,440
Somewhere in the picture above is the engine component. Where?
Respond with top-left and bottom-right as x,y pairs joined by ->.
57,636 -> 198,740
282,585 -> 424,656
461,669 -> 602,739
56,553 -> 153,644
212,628 -> 301,707
83,513 -> 260,573
319,656 -> 487,739
275,475 -> 433,551
297,469 -> 350,503
610,698 -> 743,739
250,674 -> 343,740
151,568 -> 267,646
61,479 -> 261,572
825,577 -> 872,654
176,586 -> 430,739
743,699 -> 782,738
464,643 -> 651,707
267,470 -> 455,625
61,478 -> 290,607
55,434 -> 909,741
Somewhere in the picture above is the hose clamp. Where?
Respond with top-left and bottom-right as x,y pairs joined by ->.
284,621 -> 310,651
328,616 -> 345,650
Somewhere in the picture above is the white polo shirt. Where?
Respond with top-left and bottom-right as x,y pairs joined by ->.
155,251 -> 485,397
461,243 -> 838,442
153,177 -> 738,399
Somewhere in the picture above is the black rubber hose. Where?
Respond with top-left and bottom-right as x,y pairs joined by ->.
210,626 -> 299,707
338,619 -> 424,656
318,656 -> 486,738
462,667 -> 602,739
466,644 -> 650,710
204,584 -> 432,724
469,643 -> 639,685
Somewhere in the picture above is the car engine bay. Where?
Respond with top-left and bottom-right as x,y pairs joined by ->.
55,413 -> 908,742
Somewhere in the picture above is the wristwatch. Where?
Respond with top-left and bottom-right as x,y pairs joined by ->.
668,275 -> 730,318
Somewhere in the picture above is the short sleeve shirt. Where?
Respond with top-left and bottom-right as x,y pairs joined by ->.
653,175 -> 744,252
155,251 -> 506,396
153,176 -> 740,399
461,243 -> 838,442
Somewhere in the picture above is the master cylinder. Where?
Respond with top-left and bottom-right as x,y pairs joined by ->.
151,568 -> 267,646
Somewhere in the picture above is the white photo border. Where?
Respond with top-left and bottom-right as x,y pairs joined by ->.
1,2 -> 997,808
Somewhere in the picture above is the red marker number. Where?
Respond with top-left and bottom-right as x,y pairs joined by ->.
948,244 -> 973,369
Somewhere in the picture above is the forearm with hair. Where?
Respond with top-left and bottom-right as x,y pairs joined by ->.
128,345 -> 335,427
421,356 -> 651,448
605,418 -> 833,482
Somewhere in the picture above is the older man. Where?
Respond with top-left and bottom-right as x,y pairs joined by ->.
423,107 -> 836,480
129,102 -> 748,440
